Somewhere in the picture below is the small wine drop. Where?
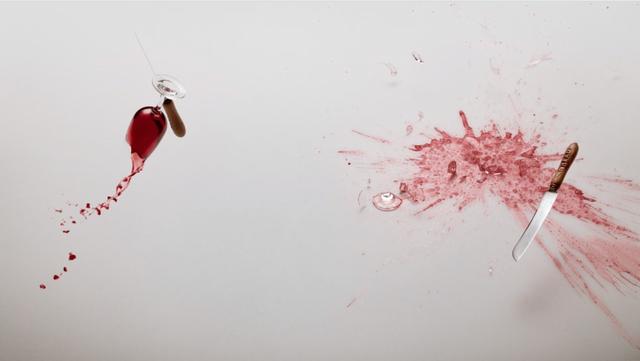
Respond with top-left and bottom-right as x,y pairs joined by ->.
372,192 -> 403,211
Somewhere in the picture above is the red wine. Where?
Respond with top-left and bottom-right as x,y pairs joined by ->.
126,106 -> 167,160
344,110 -> 640,347
44,106 -> 166,290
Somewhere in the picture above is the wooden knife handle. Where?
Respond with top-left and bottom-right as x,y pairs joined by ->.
162,99 -> 186,137
548,143 -> 579,192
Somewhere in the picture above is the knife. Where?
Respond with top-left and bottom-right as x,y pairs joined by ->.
512,143 -> 579,261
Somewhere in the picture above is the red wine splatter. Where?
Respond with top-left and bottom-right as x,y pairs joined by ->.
53,275 -> 59,280
344,111 -> 640,347
44,106 -> 167,290
447,160 -> 457,177
39,284 -> 46,289
57,153 -> 145,234
57,107 -> 165,234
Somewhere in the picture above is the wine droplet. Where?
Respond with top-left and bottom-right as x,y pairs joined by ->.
372,192 -> 403,211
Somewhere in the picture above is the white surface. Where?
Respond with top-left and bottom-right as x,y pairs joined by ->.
1,2 -> 639,361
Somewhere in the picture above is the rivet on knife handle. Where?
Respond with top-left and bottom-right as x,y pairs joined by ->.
548,143 -> 579,192
162,98 -> 187,137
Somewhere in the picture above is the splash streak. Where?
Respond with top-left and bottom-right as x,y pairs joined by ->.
345,111 -> 640,347
57,153 -> 145,233
43,154 -> 146,290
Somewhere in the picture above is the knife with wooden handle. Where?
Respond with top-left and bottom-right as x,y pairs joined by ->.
512,143 -> 579,261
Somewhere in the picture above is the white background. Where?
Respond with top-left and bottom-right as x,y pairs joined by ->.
1,2 -> 639,361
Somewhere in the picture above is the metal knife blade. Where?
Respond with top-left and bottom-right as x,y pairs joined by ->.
512,191 -> 558,261
512,142 -> 578,262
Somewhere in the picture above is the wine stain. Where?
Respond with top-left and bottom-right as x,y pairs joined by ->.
343,110 -> 640,348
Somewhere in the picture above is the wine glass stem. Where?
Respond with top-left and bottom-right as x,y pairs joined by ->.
156,95 -> 165,109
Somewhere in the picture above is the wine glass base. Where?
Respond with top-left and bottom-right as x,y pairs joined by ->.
152,74 -> 186,99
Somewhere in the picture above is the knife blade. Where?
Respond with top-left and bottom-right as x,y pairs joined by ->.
512,143 -> 579,261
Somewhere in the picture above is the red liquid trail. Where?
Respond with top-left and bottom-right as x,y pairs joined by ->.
58,153 -> 145,233
58,106 -> 166,233
44,155 -> 141,289
43,106 -> 167,290
345,111 -> 640,347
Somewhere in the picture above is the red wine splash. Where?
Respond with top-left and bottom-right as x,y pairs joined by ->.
57,106 -> 164,234
43,106 -> 167,290
342,111 -> 640,347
